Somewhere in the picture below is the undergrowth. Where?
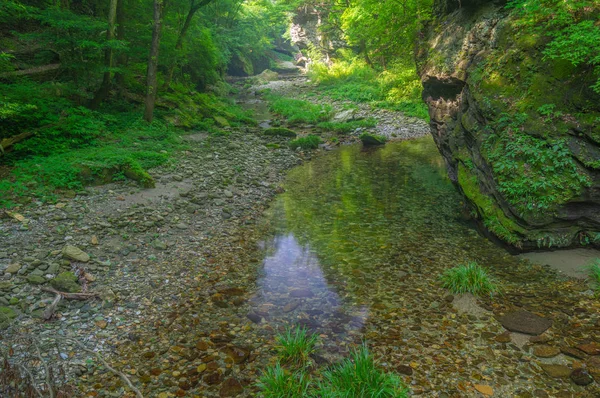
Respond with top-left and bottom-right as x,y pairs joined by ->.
266,95 -> 332,125
308,55 -> 429,121
440,262 -> 499,297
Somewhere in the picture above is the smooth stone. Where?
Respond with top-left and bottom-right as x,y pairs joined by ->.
50,272 -> 81,293
62,245 -> 90,262
246,312 -> 261,324
5,263 -> 21,274
26,275 -> 46,285
289,288 -> 314,298
577,343 -> 600,356
219,377 -> 243,397
540,364 -> 571,378
570,368 -> 593,386
533,345 -> 560,358
500,310 -> 552,335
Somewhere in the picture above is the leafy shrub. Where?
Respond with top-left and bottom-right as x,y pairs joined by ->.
440,262 -> 499,297
275,326 -> 318,367
289,135 -> 322,150
507,0 -> 600,93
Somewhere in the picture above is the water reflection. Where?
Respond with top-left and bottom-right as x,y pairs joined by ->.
250,136 -> 463,357
250,233 -> 368,357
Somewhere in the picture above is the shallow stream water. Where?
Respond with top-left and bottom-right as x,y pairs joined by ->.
245,136 -> 597,396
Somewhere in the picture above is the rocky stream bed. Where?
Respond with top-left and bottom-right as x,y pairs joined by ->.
1,75 -> 599,398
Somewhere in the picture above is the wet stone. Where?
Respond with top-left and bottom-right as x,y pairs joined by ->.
500,310 -> 552,335
289,288 -> 313,298
533,345 -> 560,358
570,368 -> 593,386
219,377 -> 243,397
577,343 -> 600,356
540,364 -> 571,378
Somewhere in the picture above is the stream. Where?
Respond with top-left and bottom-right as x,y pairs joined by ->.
245,136 -> 599,396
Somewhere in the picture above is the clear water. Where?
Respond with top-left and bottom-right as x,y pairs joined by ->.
249,137 -> 498,355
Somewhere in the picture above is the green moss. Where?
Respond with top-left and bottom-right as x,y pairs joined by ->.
359,133 -> 387,146
264,127 -> 297,138
458,164 -> 523,246
50,271 -> 81,293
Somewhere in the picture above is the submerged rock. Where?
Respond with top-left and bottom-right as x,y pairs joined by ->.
62,245 -> 90,262
499,310 -> 552,335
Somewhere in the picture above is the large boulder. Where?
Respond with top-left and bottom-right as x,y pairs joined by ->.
416,0 -> 600,251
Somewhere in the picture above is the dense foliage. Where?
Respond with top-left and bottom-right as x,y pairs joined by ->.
508,0 -> 600,93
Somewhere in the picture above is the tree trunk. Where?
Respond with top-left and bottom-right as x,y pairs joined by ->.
90,0 -> 119,109
144,0 -> 164,123
114,0 -> 127,94
163,0 -> 214,90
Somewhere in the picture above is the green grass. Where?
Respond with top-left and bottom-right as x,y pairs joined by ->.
318,346 -> 408,398
258,364 -> 311,398
259,343 -> 408,398
308,57 -> 429,121
289,135 -> 323,150
587,259 -> 600,293
266,95 -> 332,125
440,262 -> 499,297
317,118 -> 377,134
275,326 -> 318,367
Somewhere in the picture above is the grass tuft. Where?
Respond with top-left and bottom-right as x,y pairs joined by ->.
587,259 -> 600,294
258,364 -> 311,398
275,326 -> 318,367
289,135 -> 322,150
318,345 -> 408,398
440,262 -> 499,297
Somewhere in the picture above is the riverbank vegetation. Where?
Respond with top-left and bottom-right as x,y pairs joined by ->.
260,327 -> 408,398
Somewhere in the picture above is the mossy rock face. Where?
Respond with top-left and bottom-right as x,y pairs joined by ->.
263,127 -> 297,138
359,133 -> 387,146
417,0 -> 600,251
50,271 -> 81,293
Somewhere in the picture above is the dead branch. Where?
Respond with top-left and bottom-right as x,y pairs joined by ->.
41,287 -> 99,300
67,339 -> 144,398
33,340 -> 55,398
41,287 -> 99,320
42,294 -> 62,321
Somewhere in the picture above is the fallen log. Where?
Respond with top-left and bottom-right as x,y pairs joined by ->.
0,131 -> 34,155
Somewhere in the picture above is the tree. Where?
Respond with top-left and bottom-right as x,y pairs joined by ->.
144,0 -> 164,123
90,0 -> 119,109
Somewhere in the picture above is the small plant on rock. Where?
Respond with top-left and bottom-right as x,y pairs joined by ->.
440,262 -> 499,297
275,325 -> 318,366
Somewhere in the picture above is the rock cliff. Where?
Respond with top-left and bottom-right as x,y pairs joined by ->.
417,0 -> 600,250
